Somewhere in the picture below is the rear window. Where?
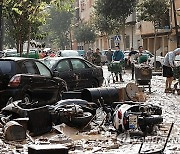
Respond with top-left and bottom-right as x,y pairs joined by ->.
0,61 -> 14,74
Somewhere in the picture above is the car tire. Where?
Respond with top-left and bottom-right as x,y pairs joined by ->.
62,112 -> 93,128
22,94 -> 31,105
92,79 -> 99,88
57,86 -> 67,101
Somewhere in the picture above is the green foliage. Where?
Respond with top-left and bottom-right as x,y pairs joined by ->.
94,0 -> 136,22
42,6 -> 73,49
51,0 -> 74,11
137,0 -> 169,25
3,0 -> 74,51
74,24 -> 96,44
92,14 -> 122,36
93,0 -> 136,50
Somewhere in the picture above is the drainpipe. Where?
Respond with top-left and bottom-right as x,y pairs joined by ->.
0,0 -> 3,51
172,0 -> 179,48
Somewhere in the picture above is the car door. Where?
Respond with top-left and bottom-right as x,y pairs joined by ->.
70,58 -> 92,89
35,61 -> 58,105
22,60 -> 45,102
55,59 -> 76,90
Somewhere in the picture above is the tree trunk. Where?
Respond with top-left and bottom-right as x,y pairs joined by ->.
153,26 -> 157,71
122,18 -> 126,51
19,33 -> 23,57
16,39 -> 20,53
27,25 -> 31,57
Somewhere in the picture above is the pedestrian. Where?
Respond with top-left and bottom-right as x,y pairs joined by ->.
127,47 -> 138,80
112,45 -> 124,82
106,48 -> 113,64
137,46 -> 149,64
86,48 -> 93,62
163,48 -> 180,93
92,48 -> 101,66
50,51 -> 56,57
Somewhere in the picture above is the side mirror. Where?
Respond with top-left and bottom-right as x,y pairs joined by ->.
53,70 -> 59,77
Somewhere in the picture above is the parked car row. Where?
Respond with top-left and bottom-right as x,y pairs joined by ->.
3,49 -> 39,59
0,56 -> 104,108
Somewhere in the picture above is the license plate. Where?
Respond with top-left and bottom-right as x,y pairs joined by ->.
129,115 -> 138,129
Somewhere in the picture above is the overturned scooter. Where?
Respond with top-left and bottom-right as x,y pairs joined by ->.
113,103 -> 163,135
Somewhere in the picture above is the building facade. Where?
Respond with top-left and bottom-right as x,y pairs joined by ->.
138,0 -> 180,56
73,0 -> 180,53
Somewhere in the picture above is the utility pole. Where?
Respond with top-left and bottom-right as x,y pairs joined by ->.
0,0 -> 3,51
172,0 -> 179,48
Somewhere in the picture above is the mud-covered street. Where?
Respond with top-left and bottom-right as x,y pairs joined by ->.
0,66 -> 179,154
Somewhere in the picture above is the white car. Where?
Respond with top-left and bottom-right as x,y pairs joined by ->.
144,50 -> 164,69
57,50 -> 79,57
175,55 -> 180,66
123,50 -> 164,69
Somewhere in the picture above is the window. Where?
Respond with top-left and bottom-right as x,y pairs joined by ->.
35,61 -> 51,77
0,61 -> 13,74
56,60 -> 71,72
24,61 -> 39,74
71,59 -> 86,70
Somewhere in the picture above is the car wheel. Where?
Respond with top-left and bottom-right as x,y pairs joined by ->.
22,94 -> 31,105
92,79 -> 99,88
62,112 -> 93,128
57,86 -> 67,101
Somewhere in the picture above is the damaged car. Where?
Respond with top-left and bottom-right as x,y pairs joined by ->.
0,57 -> 67,108
41,57 -> 104,90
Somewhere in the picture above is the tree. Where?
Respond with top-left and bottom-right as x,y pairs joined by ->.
94,0 -> 136,50
138,0 -> 169,70
2,0 -> 74,55
74,24 -> 96,49
44,7 -> 73,49
3,0 -> 50,55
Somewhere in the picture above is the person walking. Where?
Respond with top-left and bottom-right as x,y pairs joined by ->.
106,48 -> 113,64
163,48 -> 180,93
92,48 -> 101,66
127,47 -> 138,80
86,48 -> 93,63
113,45 -> 124,82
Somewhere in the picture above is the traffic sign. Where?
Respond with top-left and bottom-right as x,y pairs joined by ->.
114,35 -> 121,43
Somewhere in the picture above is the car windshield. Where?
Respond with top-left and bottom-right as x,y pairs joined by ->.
42,59 -> 58,69
0,61 -> 13,74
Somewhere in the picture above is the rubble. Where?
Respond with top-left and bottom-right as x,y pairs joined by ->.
0,67 -> 179,153
4,121 -> 26,141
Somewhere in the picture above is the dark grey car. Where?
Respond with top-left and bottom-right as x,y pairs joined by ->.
41,57 -> 104,90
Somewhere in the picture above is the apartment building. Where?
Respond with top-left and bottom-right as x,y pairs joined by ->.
74,0 -> 180,53
138,0 -> 180,56
74,0 -> 142,51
